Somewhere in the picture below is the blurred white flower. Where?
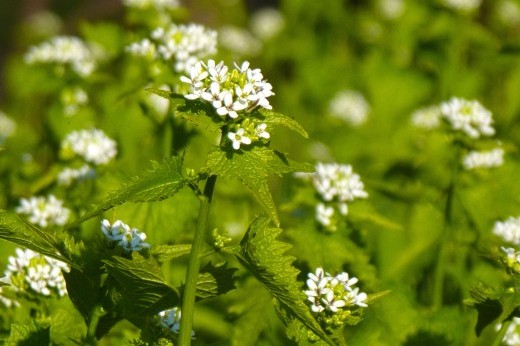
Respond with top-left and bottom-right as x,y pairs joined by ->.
250,8 -> 285,40
57,164 -> 96,186
24,36 -> 96,76
462,148 -> 504,170
313,163 -> 368,204
494,217 -> 520,244
441,0 -> 482,12
16,195 -> 70,227
219,25 -> 261,56
0,111 -> 16,142
378,0 -> 405,20
123,0 -> 180,10
61,129 -> 117,165
328,90 -> 370,126
496,0 -> 520,26
498,316 -> 520,346
60,87 -> 88,116
411,105 -> 442,130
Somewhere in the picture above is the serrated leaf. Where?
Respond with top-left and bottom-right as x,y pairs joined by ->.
151,244 -> 192,263
205,147 -> 313,226
235,216 -> 334,345
195,262 -> 238,300
75,156 -> 187,224
0,210 -> 75,267
103,253 -> 179,317
146,89 -> 223,132
256,108 -> 308,138
5,320 -> 50,346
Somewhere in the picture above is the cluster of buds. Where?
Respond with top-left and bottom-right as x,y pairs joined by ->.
304,268 -> 367,328
181,59 -> 274,150
101,219 -> 150,252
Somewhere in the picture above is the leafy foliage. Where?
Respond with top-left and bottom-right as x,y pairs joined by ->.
205,148 -> 313,226
75,157 -> 187,224
194,262 -> 238,300
235,216 -> 334,345
5,320 -> 50,346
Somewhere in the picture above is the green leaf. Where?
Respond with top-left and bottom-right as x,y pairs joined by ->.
49,308 -> 87,345
235,216 -> 334,345
465,284 -> 508,336
205,147 -> 313,226
151,244 -> 192,263
62,268 -> 100,325
146,89 -> 223,132
103,253 -> 179,317
5,320 -> 50,346
256,109 -> 309,138
195,262 -> 238,300
75,156 -> 187,224
0,210 -> 75,267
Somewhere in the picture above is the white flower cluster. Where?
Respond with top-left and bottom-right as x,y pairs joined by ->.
24,36 -> 96,76
462,147 -> 504,170
441,0 -> 482,12
328,90 -> 370,126
127,23 -> 217,73
0,111 -> 16,143
308,163 -> 368,230
16,194 -> 70,227
411,105 -> 442,130
61,129 -> 117,165
157,307 -> 196,338
218,26 -> 261,56
101,219 -> 150,252
57,164 -> 96,186
181,60 -> 274,150
123,0 -> 180,10
497,316 -> 520,346
4,248 -> 69,297
494,217 -> 520,244
439,97 -> 495,138
305,268 -> 367,322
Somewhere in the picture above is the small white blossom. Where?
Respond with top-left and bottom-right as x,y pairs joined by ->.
0,111 -> 16,142
157,307 -> 196,338
24,36 -> 96,76
227,128 -> 252,150
61,129 -> 117,165
0,287 -> 19,308
462,148 -> 504,170
411,105 -> 442,130
250,8 -> 285,40
494,217 -> 520,244
123,0 -> 180,10
126,38 -> 157,60
60,87 -> 88,116
255,123 -> 270,139
328,90 -> 370,126
313,163 -> 368,203
57,164 -> 96,186
440,97 -> 495,138
304,268 -> 368,320
316,203 -> 335,228
101,219 -> 150,252
4,248 -> 69,297
16,195 -> 70,227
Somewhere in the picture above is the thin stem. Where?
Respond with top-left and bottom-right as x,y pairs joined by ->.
86,304 -> 104,345
178,175 -> 217,345
492,319 -> 511,346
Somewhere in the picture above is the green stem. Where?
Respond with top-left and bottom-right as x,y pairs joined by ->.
432,179 -> 455,310
492,319 -> 511,346
179,175 -> 217,345
86,304 -> 104,345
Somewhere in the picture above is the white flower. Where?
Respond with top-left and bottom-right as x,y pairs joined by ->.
158,307 -> 196,338
328,90 -> 370,126
250,8 -> 285,40
494,217 -> 520,244
61,129 -> 117,165
0,287 -> 19,308
304,268 -> 368,317
378,0 -> 405,20
4,248 -> 69,297
57,164 -> 96,186
101,219 -> 150,252
24,36 -> 96,76
0,111 -> 16,142
411,105 -> 442,130
126,38 -> 157,59
227,128 -> 252,150
497,316 -> 520,346
16,195 -> 70,227
462,148 -> 504,170
123,0 -> 180,10
60,87 -> 88,116
255,123 -> 270,139
313,163 -> 368,203
316,203 -> 335,228
496,0 -> 520,26
439,97 -> 495,138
